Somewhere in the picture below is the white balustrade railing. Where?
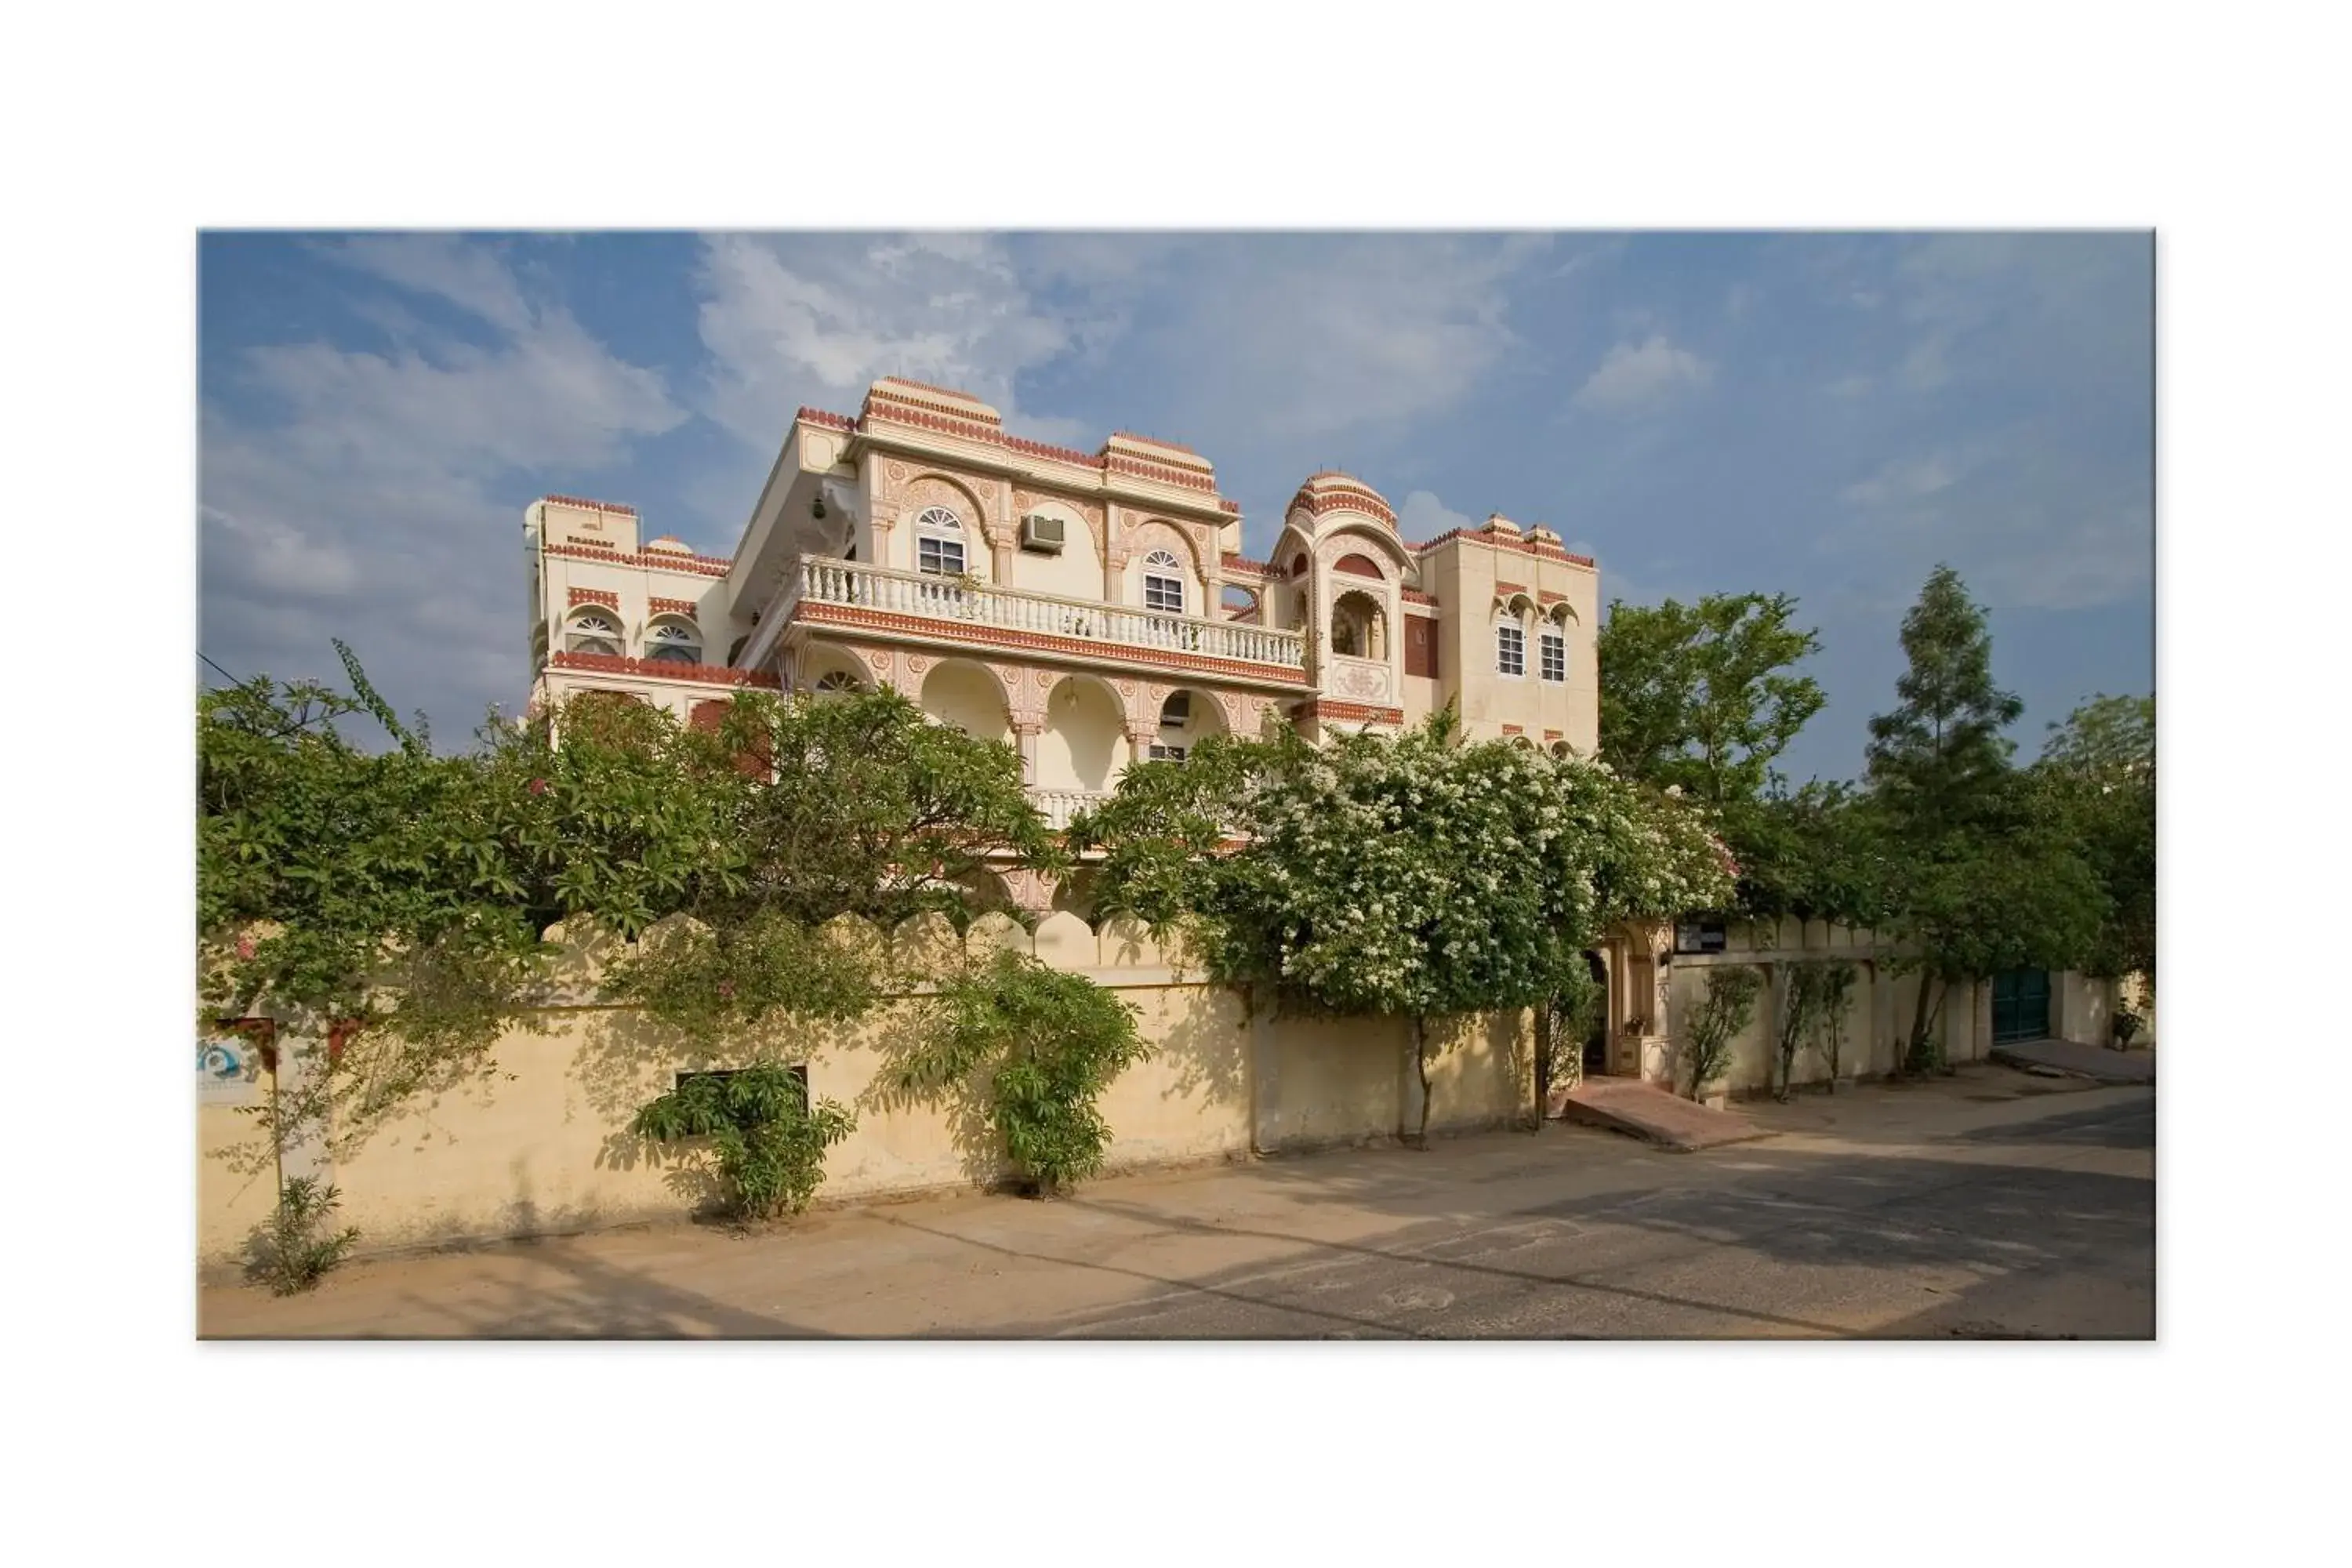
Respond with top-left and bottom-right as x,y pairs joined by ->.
1029,788 -> 1112,830
783,555 -> 1308,673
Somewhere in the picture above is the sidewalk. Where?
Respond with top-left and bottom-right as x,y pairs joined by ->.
1991,1038 -> 2157,1084
199,1065 -> 2151,1340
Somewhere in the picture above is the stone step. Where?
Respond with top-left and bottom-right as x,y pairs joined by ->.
1558,1079 -> 1773,1152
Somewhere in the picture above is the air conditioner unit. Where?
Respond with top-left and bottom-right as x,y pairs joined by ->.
1019,513 -> 1065,554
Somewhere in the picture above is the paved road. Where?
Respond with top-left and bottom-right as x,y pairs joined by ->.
201,1068 -> 2155,1340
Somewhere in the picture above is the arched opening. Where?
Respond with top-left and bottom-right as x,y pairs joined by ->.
1152,687 -> 1228,761
1220,583 -> 1260,622
801,647 -> 867,696
1037,676 -> 1124,796
726,635 -> 749,666
1582,950 -> 1612,1076
920,660 -> 1011,746
1330,589 -> 1387,661
914,505 -> 968,578
1051,866 -> 1101,924
646,619 -> 702,666
1141,549 -> 1186,615
564,610 -> 623,657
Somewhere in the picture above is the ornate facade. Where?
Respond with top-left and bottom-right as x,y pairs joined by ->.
524,374 -> 1602,829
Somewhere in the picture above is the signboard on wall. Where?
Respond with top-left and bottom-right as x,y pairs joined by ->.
1674,918 -> 1728,955
198,1029 -> 265,1107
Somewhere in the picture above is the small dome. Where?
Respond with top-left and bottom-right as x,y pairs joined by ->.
1483,514 -> 1523,538
645,536 -> 692,554
1528,524 -> 1561,546
1289,472 -> 1398,529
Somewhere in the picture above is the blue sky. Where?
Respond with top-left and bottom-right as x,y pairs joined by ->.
198,231 -> 2152,781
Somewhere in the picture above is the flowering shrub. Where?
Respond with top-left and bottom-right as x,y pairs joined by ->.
1074,706 -> 1733,1142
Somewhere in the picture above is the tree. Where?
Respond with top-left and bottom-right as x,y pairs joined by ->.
1073,707 -> 1733,1145
1860,568 -> 2101,1065
1599,593 -> 1826,808
1864,564 -> 2023,837
199,660 -> 1061,1270
2037,694 -> 2156,989
1681,965 -> 1762,1101
1722,779 -> 1887,928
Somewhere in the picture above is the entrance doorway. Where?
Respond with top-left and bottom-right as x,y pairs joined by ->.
1991,969 -> 2052,1044
1581,950 -> 1611,1076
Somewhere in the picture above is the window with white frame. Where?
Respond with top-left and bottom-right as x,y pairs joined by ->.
811,668 -> 860,695
1496,622 -> 1526,677
648,622 -> 702,665
1142,550 -> 1185,614
1540,629 -> 1565,683
567,612 -> 623,656
914,506 -> 966,577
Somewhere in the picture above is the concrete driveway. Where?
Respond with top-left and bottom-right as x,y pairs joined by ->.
199,1065 -> 2154,1340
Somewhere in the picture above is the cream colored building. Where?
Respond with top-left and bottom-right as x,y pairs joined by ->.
526,377 -> 1600,850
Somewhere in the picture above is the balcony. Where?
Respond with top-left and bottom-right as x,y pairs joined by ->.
1029,788 -> 1111,831
772,555 -> 1311,684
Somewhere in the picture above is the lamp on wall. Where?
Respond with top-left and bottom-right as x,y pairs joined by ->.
811,493 -> 827,521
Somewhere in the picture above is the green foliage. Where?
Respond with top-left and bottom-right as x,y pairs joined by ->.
1722,781 -> 1889,926
1775,958 -> 1858,1099
2036,694 -> 2156,984
199,659 -> 1055,1215
892,950 -> 1150,1194
1599,593 -> 1827,808
633,1065 -> 857,1221
243,1176 -> 360,1296
602,910 -> 883,1048
1074,706 -> 1733,1143
1865,564 -> 2024,840
1540,963 -> 1605,1094
1681,965 -> 1762,1100
1800,959 -> 1859,1092
1859,568 -> 2107,1065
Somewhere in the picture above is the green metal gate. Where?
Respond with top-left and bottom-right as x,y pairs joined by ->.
1991,969 -> 2052,1045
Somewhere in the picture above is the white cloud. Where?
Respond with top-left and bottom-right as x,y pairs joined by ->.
694,234 -> 1080,452
201,242 -> 685,736
1397,490 -> 1475,540
1571,333 -> 1713,413
1841,452 -> 1962,506
319,234 -> 537,333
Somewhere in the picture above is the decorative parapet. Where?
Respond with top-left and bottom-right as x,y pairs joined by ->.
546,652 -> 781,688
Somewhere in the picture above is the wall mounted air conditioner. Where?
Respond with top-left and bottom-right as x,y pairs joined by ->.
1019,513 -> 1065,554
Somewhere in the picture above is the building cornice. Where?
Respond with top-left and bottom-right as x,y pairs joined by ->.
547,652 -> 781,688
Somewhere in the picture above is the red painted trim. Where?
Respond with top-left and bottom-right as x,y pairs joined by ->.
1293,698 -> 1405,725
548,652 -> 781,688
1287,476 -> 1399,529
542,493 -> 639,515
1497,581 -> 1529,596
1401,586 -> 1439,606
1410,527 -> 1596,568
794,602 -> 1314,689
797,406 -> 856,431
568,587 -> 619,610
1333,554 -> 1384,579
543,543 -> 731,578
1501,724 -> 1525,736
877,375 -> 995,406
1221,552 -> 1273,575
648,597 -> 700,619
1109,430 -> 1207,460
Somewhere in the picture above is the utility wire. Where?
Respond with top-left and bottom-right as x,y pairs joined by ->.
198,652 -> 245,688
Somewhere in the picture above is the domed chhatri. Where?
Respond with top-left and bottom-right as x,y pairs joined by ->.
1287,471 -> 1399,530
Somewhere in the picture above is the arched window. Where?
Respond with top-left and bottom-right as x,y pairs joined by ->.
915,506 -> 965,577
812,669 -> 861,695
567,612 -> 622,657
1142,550 -> 1185,614
1330,590 -> 1385,660
647,622 -> 702,666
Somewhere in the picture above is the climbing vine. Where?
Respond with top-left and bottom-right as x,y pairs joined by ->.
890,949 -> 1150,1196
